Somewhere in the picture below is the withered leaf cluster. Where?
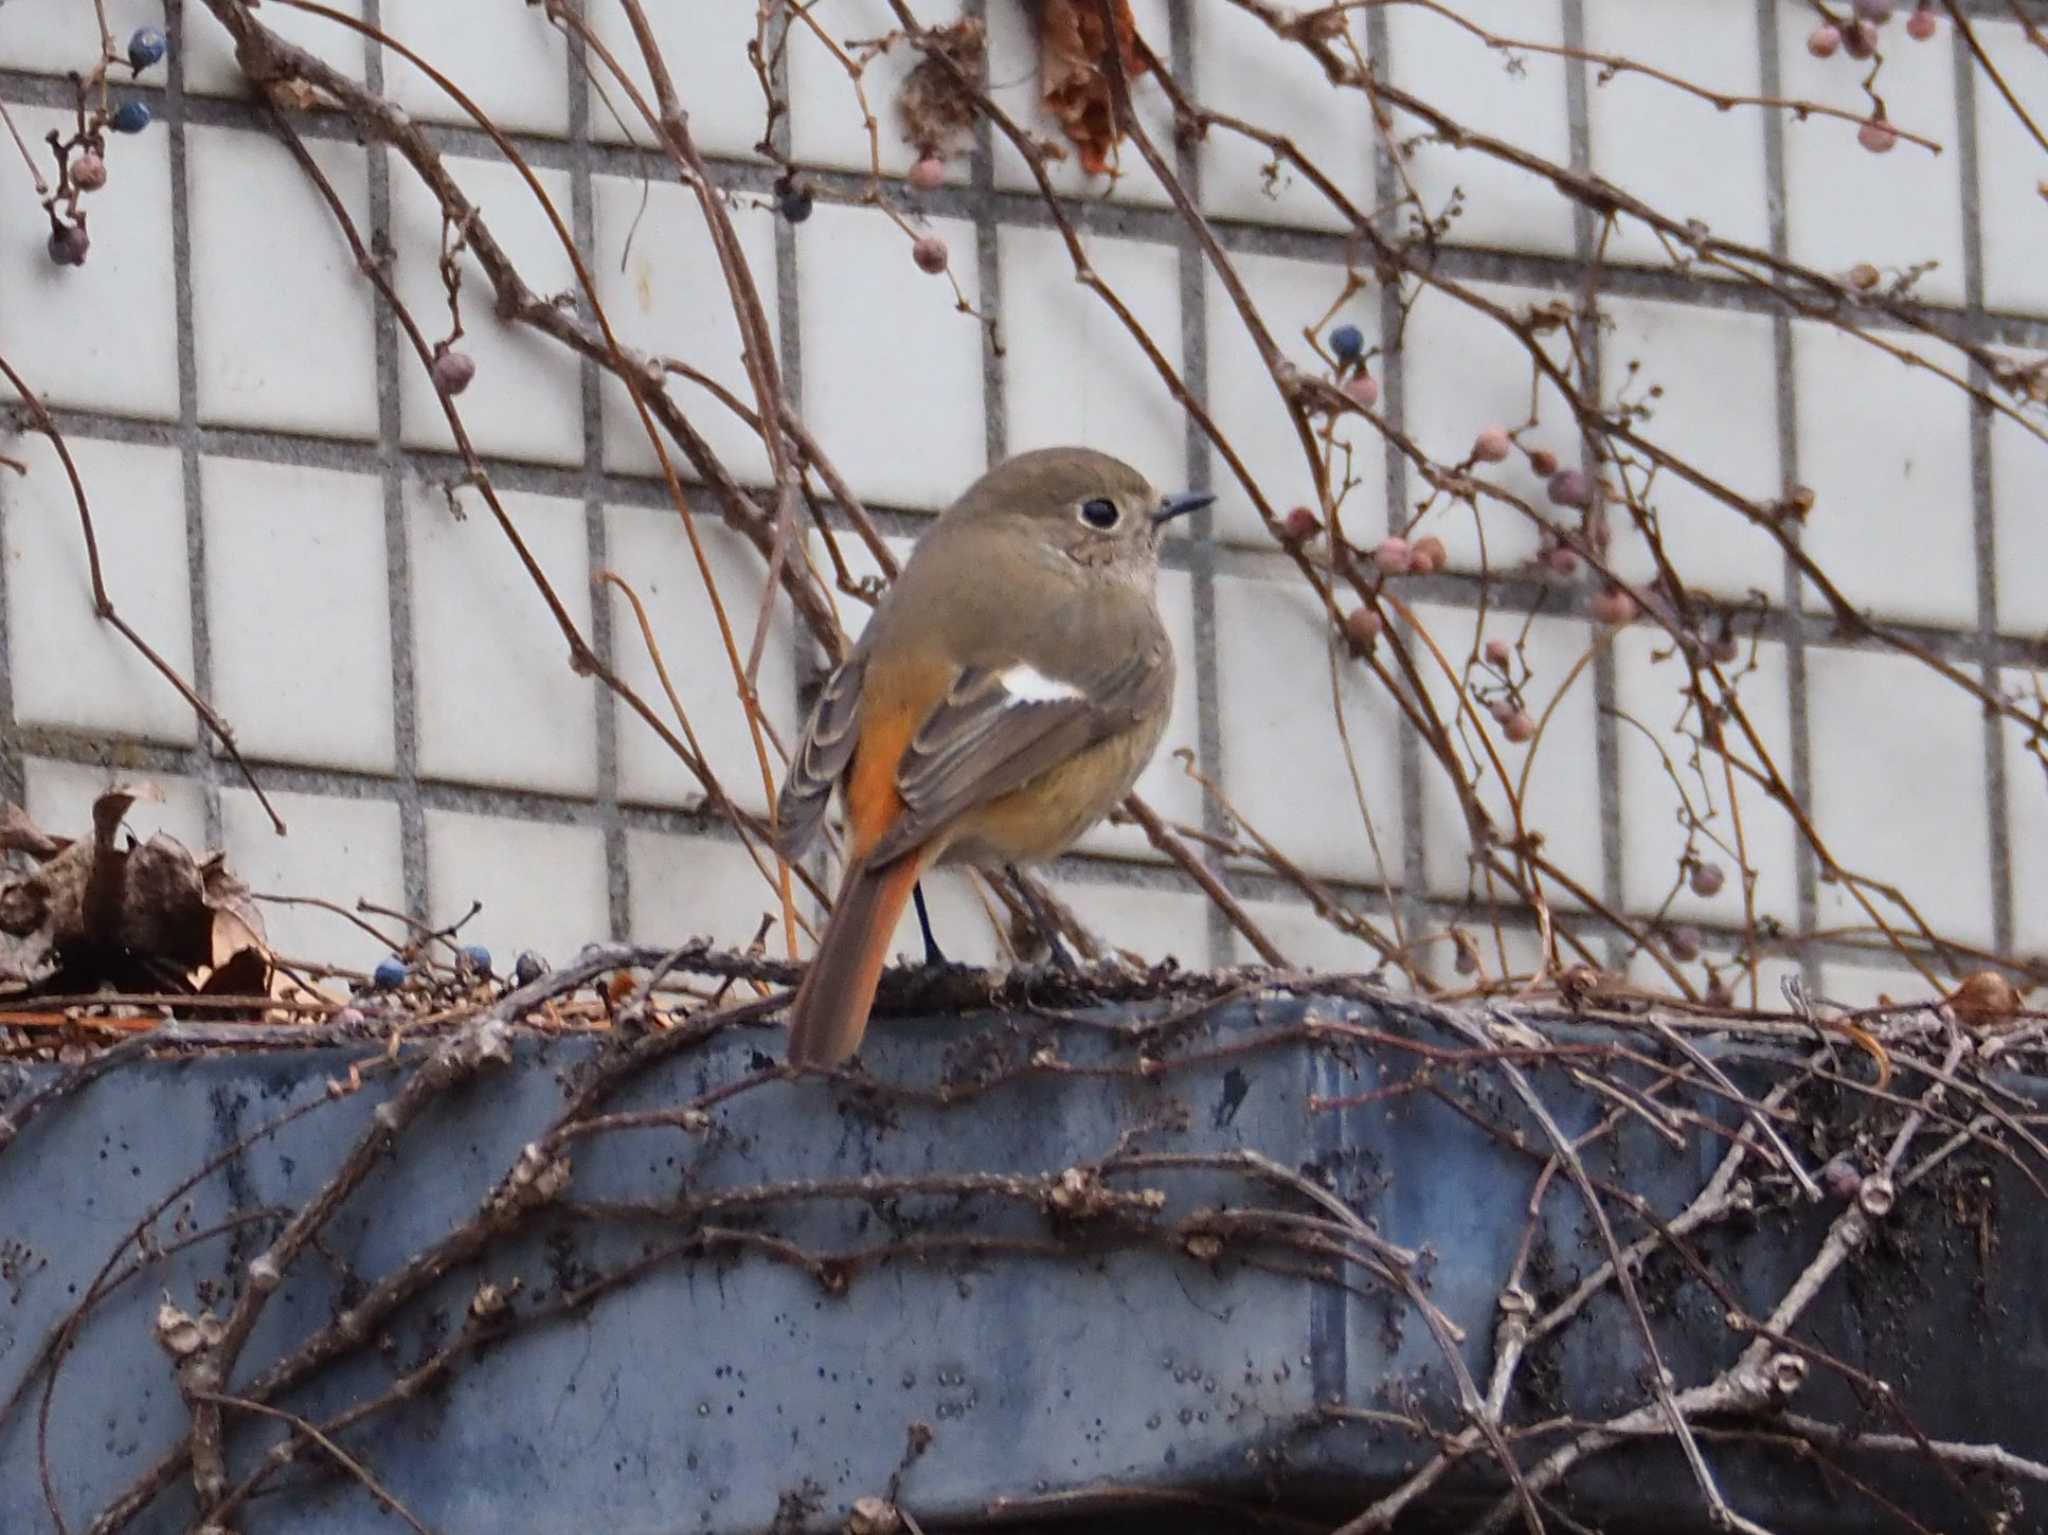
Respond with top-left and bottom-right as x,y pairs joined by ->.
1035,0 -> 1150,176
0,785 -> 270,997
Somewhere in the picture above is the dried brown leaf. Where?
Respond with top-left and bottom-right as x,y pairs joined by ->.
897,17 -> 985,159
1037,0 -> 1150,177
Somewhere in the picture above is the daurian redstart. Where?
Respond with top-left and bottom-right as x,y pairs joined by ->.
774,447 -> 1212,1067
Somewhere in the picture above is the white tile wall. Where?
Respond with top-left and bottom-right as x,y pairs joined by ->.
1973,19 -> 2048,318
1600,296 -> 1784,601
1791,321 -> 1976,627
1399,280 -> 1576,574
796,202 -> 985,510
605,506 -> 797,816
1806,644 -> 1995,950
407,483 -> 598,797
200,456 -> 393,773
1414,604 -> 1605,907
1232,895 -> 1393,977
223,786 -> 404,973
1204,251 -> 1386,550
592,180 -> 780,486
188,126 -> 379,439
425,808 -> 609,965
0,4 -> 2029,999
587,3 -> 768,157
1613,631 -> 1799,925
1989,355 -> 2048,634
379,3 -> 570,138
1212,573 -> 1403,887
1383,0 -> 1577,258
1775,5 -> 1965,308
389,156 -> 583,467
3,436 -> 195,744
1195,3 -> 1372,234
0,104 -> 178,420
1000,227 -> 1186,497
1582,0 -> 1771,268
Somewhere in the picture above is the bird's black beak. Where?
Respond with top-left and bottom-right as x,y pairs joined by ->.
1153,490 -> 1216,526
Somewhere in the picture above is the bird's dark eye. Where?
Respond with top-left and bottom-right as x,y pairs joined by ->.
1079,498 -> 1120,530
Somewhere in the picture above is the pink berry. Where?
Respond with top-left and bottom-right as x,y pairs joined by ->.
1854,0 -> 1892,21
1588,586 -> 1638,626
1483,637 -> 1513,669
1844,20 -> 1878,57
72,152 -> 107,191
1808,23 -> 1842,57
912,234 -> 949,273
1344,373 -> 1380,409
1528,448 -> 1559,477
431,347 -> 476,395
1906,8 -> 1936,40
1373,536 -> 1412,576
1547,468 -> 1592,509
1487,695 -> 1518,726
1473,426 -> 1512,463
1545,545 -> 1580,577
1859,119 -> 1898,154
1667,924 -> 1702,963
909,156 -> 946,191
1343,607 -> 1384,650
1280,506 -> 1321,543
1409,534 -> 1448,575
1502,711 -> 1536,745
1690,862 -> 1726,898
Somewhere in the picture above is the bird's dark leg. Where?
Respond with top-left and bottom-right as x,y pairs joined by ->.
912,881 -> 946,966
1009,866 -> 1080,973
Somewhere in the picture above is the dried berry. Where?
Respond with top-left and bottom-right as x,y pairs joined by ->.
1545,544 -> 1580,577
908,156 -> 946,192
1372,536 -> 1412,576
46,222 -> 89,267
1328,323 -> 1365,363
776,183 -> 814,223
1666,924 -> 1702,963
912,233 -> 949,274
1528,447 -> 1560,477
1588,586 -> 1638,626
431,347 -> 477,396
1280,506 -> 1321,544
1844,20 -> 1878,57
1689,861 -> 1726,898
127,26 -> 168,70
1848,261 -> 1882,290
1807,23 -> 1842,57
1472,425 -> 1513,463
71,152 -> 107,192
1344,372 -> 1380,409
1409,534 -> 1448,575
110,100 -> 152,134
1547,468 -> 1592,509
1906,6 -> 1937,39
514,950 -> 548,987
1342,606 -> 1383,651
1853,0 -> 1893,21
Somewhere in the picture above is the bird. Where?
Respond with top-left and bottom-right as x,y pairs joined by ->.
773,446 -> 1213,1068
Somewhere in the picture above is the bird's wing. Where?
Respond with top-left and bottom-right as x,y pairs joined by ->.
774,646 -> 868,859
866,644 -> 1171,866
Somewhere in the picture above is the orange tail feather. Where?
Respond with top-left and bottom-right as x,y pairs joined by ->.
786,854 -> 924,1067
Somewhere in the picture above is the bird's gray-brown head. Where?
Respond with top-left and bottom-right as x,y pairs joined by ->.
944,446 -> 1214,572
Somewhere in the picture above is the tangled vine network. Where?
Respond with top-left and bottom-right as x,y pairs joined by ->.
3,1 -> 2048,1532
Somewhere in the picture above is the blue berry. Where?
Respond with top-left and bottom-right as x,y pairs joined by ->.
127,26 -> 168,71
1329,323 -> 1365,364
777,184 -> 813,224
460,943 -> 493,976
110,100 -> 152,134
373,956 -> 409,989
514,951 -> 547,986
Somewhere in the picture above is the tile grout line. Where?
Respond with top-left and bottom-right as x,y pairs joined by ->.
1949,16 -> 2014,960
1364,1 -> 1431,966
1755,0 -> 1821,992
966,0 -> 1003,475
1560,0 -> 1627,970
164,0 -> 223,850
563,6 -> 628,945
1169,7 -> 1233,973
361,2 -> 430,926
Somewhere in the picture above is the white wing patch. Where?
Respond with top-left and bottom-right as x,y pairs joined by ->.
996,663 -> 1085,704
